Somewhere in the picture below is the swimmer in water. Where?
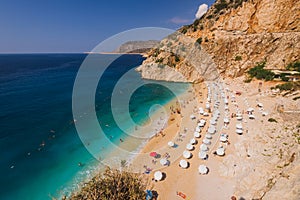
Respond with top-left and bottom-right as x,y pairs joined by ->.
120,138 -> 123,143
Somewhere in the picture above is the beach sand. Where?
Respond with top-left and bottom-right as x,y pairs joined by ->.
129,77 -> 300,200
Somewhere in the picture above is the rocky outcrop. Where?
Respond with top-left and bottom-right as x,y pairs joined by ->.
136,0 -> 300,82
113,40 -> 159,54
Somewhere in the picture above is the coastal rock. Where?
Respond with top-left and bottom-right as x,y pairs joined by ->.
136,0 -> 300,81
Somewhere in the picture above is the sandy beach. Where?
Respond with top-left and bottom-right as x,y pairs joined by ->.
129,78 -> 300,200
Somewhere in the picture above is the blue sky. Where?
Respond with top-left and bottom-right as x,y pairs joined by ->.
0,0 -> 214,53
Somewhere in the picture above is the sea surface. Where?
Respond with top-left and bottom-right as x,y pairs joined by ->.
0,53 -> 188,199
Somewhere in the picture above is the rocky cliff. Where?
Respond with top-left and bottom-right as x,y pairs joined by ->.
136,0 -> 300,82
113,40 -> 159,54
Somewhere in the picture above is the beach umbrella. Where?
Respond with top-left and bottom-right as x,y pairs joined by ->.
199,108 -> 204,115
183,150 -> 192,159
179,159 -> 188,169
220,134 -> 228,142
154,171 -> 163,181
200,119 -> 206,124
208,126 -> 216,134
150,152 -> 157,157
262,112 -> 268,116
160,158 -> 168,166
200,144 -> 208,151
249,114 -> 255,119
168,141 -> 175,147
236,116 -> 243,121
203,138 -> 211,145
194,132 -> 201,138
247,108 -> 254,112
210,119 -> 217,125
207,97 -> 211,102
195,127 -> 201,132
205,134 -> 212,139
216,147 -> 225,156
206,102 -> 210,109
198,151 -> 207,160
236,123 -> 243,129
224,105 -> 229,110
203,112 -> 209,116
190,138 -> 196,145
190,115 -> 196,120
224,99 -> 229,104
198,165 -> 208,174
224,118 -> 230,123
236,129 -> 243,134
186,143 -> 194,151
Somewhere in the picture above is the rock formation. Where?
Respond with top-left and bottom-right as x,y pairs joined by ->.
136,0 -> 300,82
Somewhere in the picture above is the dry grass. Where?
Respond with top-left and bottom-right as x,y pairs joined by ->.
68,167 -> 147,200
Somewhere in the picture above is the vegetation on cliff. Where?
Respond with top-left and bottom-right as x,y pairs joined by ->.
68,168 -> 147,200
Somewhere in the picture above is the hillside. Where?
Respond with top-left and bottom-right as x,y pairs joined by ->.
113,40 -> 159,54
136,0 -> 300,82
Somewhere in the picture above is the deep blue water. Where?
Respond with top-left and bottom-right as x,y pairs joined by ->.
0,54 -> 188,199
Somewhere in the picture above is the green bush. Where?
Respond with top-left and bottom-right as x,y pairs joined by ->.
175,55 -> 180,62
69,168 -> 147,200
268,118 -> 278,123
280,73 -> 289,82
286,61 -> 300,72
235,55 -> 242,61
214,1 -> 228,12
196,37 -> 202,45
275,82 -> 293,91
155,58 -> 163,63
247,61 -> 275,81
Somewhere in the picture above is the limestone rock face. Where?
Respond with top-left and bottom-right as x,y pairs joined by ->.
136,0 -> 300,81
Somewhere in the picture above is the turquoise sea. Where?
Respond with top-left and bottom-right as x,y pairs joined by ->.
0,53 -> 188,199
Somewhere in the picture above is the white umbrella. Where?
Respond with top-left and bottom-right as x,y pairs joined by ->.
190,115 -> 196,120
195,127 -> 201,132
208,126 -> 216,134
179,159 -> 188,169
249,114 -> 255,119
190,138 -> 196,145
200,144 -> 208,151
183,150 -> 192,159
200,119 -> 206,124
205,134 -> 212,139
220,136 -> 227,142
203,138 -> 211,145
220,134 -> 228,142
236,129 -> 243,134
186,143 -> 194,151
210,120 -> 217,125
203,112 -> 209,116
216,147 -> 225,156
168,141 -> 174,147
198,123 -> 205,128
224,105 -> 229,110
199,108 -> 204,114
236,123 -> 243,129
237,116 -> 243,120
224,99 -> 229,104
262,112 -> 268,116
223,118 -> 230,123
205,102 -> 210,109
198,151 -> 207,160
198,165 -> 208,174
154,171 -> 163,181
247,108 -> 254,112
160,158 -> 168,166
194,132 -> 201,138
